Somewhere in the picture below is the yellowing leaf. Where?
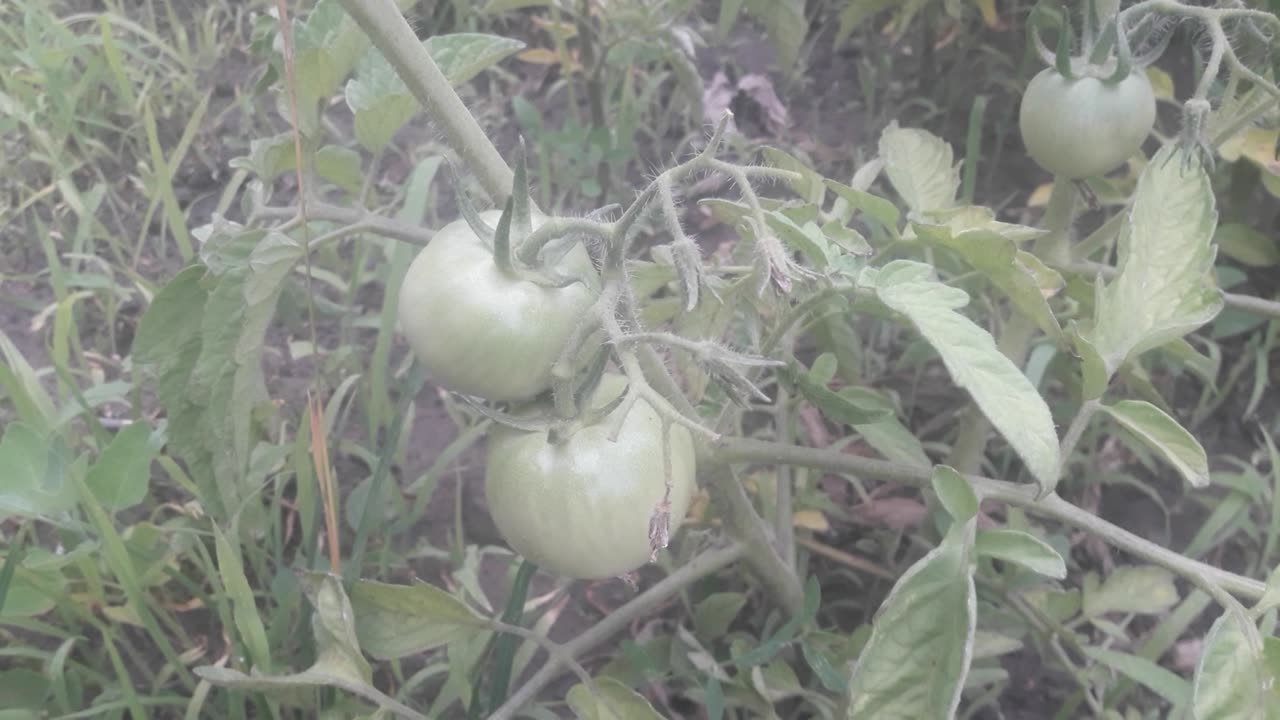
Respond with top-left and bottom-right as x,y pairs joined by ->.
517,47 -> 562,65
793,510 -> 831,532
974,0 -> 1001,28
1027,182 -> 1053,207
1218,127 -> 1280,175
1146,67 -> 1175,101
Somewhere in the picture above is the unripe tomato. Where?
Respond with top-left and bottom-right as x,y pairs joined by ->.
1018,67 -> 1156,180
398,211 -> 595,401
484,375 -> 697,579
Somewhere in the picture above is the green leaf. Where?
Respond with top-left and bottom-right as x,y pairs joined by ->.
913,221 -> 1063,340
825,179 -> 900,235
735,576 -> 821,668
0,424 -> 75,518
878,122 -> 959,215
213,524 -> 272,672
762,146 -> 825,205
0,563 -> 65,618
85,422 -> 154,511
766,210 -> 831,268
349,579 -> 488,660
694,592 -> 748,641
315,145 -> 363,195
1089,144 -> 1223,378
229,133 -> 297,181
1192,611 -> 1278,720
974,529 -> 1067,579
298,571 -> 373,684
1102,400 -> 1209,489
566,677 -> 663,719
854,415 -> 932,468
870,260 -> 1060,495
931,465 -> 977,524
345,34 -> 524,151
741,0 -> 806,69
845,521 -> 976,719
1083,566 -> 1179,618
835,0 -> 900,47
793,367 -> 894,426
1215,223 -> 1279,268
1083,646 -> 1191,709
0,669 -> 49,712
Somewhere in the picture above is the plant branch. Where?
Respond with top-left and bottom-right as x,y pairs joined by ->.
337,0 -> 515,203
254,201 -> 432,246
487,542 -> 747,720
714,437 -> 1268,602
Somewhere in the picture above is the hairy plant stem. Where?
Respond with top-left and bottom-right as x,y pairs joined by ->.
336,0 -> 514,203
487,543 -> 747,720
714,437 -> 1268,601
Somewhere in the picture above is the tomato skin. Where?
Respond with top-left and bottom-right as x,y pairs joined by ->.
398,211 -> 595,402
484,375 -> 697,579
1019,67 -> 1156,180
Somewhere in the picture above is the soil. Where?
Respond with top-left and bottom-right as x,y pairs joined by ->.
4,3 -> 1279,719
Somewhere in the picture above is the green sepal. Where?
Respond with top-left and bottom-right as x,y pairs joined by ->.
511,137 -> 533,246
493,196 -> 516,276
450,161 -> 495,247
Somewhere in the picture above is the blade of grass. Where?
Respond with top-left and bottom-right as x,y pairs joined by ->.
960,94 -> 987,206
74,473 -> 196,688
347,362 -> 425,580
141,100 -> 194,260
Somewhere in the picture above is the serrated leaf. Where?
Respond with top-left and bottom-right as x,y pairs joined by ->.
974,529 -> 1067,579
878,122 -> 959,216
854,415 -> 932,468
694,593 -> 748,640
345,34 -> 523,151
762,146 -> 824,204
845,521 -> 976,719
315,145 -> 363,195
931,466 -> 977,524
0,424 -> 76,518
794,369 -> 894,426
349,579 -> 487,660
229,133 -> 297,181
566,677 -> 663,719
825,179 -> 900,235
1090,145 -> 1223,378
85,422 -> 154,511
872,260 -> 1060,495
1083,566 -> 1179,618
821,219 -> 873,256
765,210 -> 830,268
1192,611 -> 1278,720
1103,400 -> 1209,489
913,223 -> 1063,340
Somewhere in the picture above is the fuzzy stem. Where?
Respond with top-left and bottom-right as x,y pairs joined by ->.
336,0 -> 514,203
487,543 -> 747,720
714,437 -> 1268,601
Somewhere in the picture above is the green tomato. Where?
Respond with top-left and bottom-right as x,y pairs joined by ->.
484,374 -> 697,579
398,211 -> 595,401
1018,66 -> 1156,180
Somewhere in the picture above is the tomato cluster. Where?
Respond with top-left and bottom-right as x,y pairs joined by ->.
399,215 -> 696,578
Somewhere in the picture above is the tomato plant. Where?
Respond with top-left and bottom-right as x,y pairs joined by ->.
397,210 -> 596,401
1019,65 -> 1155,180
484,374 -> 696,579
